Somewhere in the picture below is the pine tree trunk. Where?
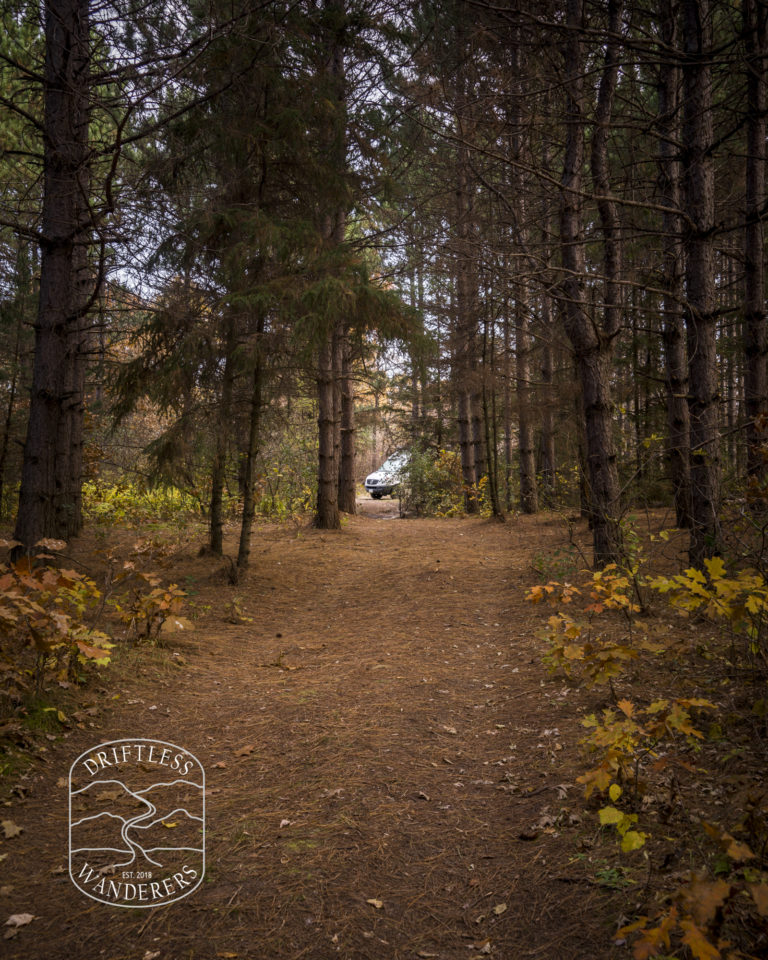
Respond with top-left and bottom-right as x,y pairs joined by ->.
471,392 -> 486,486
237,319 -> 264,571
516,288 -> 538,513
315,331 -> 340,529
0,263 -> 26,520
332,321 -> 343,497
744,0 -> 768,486
209,320 -> 236,555
682,0 -> 721,563
482,310 -> 504,519
0,375 -> 18,522
502,308 -> 514,511
455,312 -> 478,516
457,389 -> 476,510
658,0 -> 691,528
507,33 -> 537,515
14,0 -> 91,550
539,300 -> 556,506
314,0 -> 346,531
558,0 -> 621,566
338,333 -> 356,514
539,142 -> 557,507
452,20 -> 479,513
632,303 -> 644,483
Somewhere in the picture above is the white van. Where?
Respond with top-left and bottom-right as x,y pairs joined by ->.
364,451 -> 409,499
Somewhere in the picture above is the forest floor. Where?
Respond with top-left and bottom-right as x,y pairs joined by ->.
0,503 -> 760,959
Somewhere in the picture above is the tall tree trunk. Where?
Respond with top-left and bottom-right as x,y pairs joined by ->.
744,0 -> 768,488
54,224 -> 89,539
314,0 -> 346,530
454,158 -> 479,511
508,32 -> 537,515
482,308 -> 504,518
503,307 -> 514,511
209,318 -> 236,555
14,0 -> 91,550
516,287 -> 538,513
0,247 -> 28,520
332,322 -> 343,498
471,391 -> 486,485
682,0 -> 721,563
632,299 -> 644,483
558,0 -> 621,566
657,0 -> 691,528
316,330 -> 340,529
539,141 -> 557,507
457,388 -> 475,509
539,298 -> 556,506
237,318 -> 265,571
408,263 -> 421,436
338,333 -> 356,513
451,5 -> 479,514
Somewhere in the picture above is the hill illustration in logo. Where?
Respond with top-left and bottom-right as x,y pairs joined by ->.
71,777 -> 203,871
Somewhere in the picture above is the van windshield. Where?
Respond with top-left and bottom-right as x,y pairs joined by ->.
382,453 -> 407,471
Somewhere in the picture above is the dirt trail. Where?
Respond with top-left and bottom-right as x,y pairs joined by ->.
2,510 -> 623,960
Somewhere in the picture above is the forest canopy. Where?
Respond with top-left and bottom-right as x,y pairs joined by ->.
0,0 -> 766,571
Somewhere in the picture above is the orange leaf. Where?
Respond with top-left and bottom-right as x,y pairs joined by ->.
633,908 -> 678,960
680,918 -> 721,960
75,639 -> 111,660
680,877 -> 731,926
723,833 -> 754,861
749,883 -> 768,917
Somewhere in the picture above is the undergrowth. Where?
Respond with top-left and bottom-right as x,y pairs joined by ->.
0,535 -> 192,740
84,478 -> 313,526
527,541 -> 768,960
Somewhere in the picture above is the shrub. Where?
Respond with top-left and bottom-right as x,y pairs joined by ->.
83,480 -> 206,526
0,538 -> 112,711
399,447 -> 465,517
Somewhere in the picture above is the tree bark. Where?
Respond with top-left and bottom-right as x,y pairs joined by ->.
539,297 -> 556,506
450,5 -> 480,514
508,31 -> 538,516
516,287 -> 538,514
14,0 -> 91,550
502,306 -> 514,511
338,332 -> 356,513
0,245 -> 29,520
539,141 -> 556,507
471,392 -> 486,485
558,0 -> 621,566
316,328 -> 340,529
744,0 -> 768,487
482,307 -> 504,519
682,0 -> 721,563
657,0 -> 691,528
237,317 -> 265,571
314,0 -> 346,531
454,152 -> 479,511
53,223 -> 89,539
209,316 -> 236,555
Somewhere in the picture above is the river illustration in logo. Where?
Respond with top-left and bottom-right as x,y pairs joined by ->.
68,738 -> 205,907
